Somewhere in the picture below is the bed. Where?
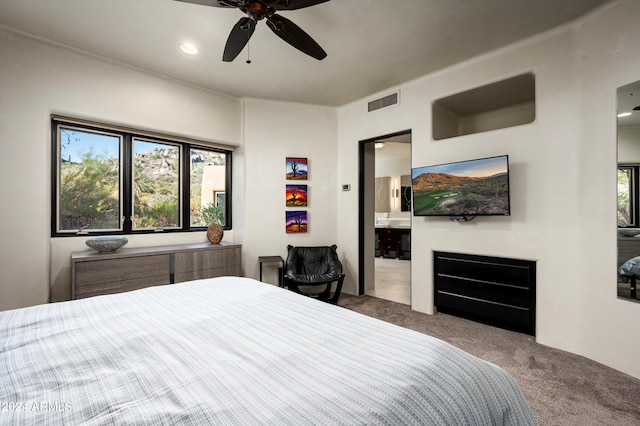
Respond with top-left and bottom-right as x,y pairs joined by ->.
0,276 -> 536,425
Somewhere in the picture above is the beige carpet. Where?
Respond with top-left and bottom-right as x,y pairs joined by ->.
338,294 -> 640,426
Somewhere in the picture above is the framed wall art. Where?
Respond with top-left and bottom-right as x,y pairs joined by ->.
286,211 -> 308,233
286,184 -> 308,207
286,157 -> 308,180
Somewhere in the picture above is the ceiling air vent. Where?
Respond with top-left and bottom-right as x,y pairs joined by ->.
368,92 -> 399,112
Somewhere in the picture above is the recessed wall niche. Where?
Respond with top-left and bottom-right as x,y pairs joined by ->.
432,73 -> 536,140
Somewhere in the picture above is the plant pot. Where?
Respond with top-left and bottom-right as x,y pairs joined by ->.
207,223 -> 224,244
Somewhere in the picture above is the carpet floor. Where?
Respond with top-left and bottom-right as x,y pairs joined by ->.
338,294 -> 640,425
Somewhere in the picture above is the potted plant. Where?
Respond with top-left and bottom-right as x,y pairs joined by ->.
201,203 -> 225,244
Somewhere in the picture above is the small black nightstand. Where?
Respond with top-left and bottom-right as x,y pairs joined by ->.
258,255 -> 285,287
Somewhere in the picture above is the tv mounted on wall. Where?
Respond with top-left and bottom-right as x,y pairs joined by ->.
411,155 -> 510,217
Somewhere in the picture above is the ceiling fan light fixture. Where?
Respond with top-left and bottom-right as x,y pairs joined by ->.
176,0 -> 328,62
180,43 -> 199,55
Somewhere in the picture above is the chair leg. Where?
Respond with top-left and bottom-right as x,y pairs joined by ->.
317,283 -> 332,299
326,276 -> 345,305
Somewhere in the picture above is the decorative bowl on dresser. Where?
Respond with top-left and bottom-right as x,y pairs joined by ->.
618,228 -> 640,238
85,236 -> 129,252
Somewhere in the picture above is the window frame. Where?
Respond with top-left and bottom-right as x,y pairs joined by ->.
51,117 -> 232,237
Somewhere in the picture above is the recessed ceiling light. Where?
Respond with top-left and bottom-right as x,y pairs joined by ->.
618,112 -> 632,118
180,43 -> 198,55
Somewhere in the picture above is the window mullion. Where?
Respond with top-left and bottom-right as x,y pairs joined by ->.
633,166 -> 640,227
122,135 -> 133,233
183,144 -> 192,231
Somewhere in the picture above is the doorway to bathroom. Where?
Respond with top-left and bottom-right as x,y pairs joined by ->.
359,130 -> 411,305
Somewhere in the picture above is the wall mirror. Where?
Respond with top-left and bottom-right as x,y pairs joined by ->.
617,80 -> 640,302
375,176 -> 391,213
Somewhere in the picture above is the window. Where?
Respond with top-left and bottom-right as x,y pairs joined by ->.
189,147 -> 227,227
132,138 -> 181,230
52,117 -> 232,236
618,165 -> 638,227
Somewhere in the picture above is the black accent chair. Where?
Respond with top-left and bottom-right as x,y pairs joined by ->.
283,245 -> 345,304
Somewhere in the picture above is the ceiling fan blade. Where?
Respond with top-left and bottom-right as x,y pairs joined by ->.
266,14 -> 327,60
271,0 -> 330,11
174,0 -> 241,7
223,17 -> 256,62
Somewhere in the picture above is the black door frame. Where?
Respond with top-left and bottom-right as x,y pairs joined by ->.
358,129 -> 412,295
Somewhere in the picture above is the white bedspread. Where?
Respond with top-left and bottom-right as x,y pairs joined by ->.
0,277 -> 536,425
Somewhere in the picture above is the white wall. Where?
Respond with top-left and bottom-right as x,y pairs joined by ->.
240,98 -> 339,285
0,29 -> 243,308
0,30 -> 340,305
337,0 -> 640,379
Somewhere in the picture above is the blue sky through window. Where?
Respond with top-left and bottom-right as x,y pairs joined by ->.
61,129 -> 170,162
60,129 -> 119,163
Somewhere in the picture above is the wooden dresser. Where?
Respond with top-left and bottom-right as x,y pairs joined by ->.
71,242 -> 241,299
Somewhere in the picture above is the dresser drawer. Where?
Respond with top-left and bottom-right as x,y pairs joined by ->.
75,255 -> 170,287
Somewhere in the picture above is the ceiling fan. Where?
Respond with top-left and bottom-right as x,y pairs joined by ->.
176,0 -> 329,62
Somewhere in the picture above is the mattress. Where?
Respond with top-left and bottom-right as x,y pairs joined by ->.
0,276 -> 536,425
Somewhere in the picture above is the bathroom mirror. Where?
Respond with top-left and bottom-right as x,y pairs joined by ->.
375,176 -> 391,213
617,80 -> 640,302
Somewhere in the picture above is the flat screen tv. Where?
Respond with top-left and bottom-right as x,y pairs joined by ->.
411,155 -> 510,217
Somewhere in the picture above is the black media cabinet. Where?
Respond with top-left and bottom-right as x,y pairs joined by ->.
434,251 -> 536,335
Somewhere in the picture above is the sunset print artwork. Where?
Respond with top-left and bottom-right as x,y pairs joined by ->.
286,185 -> 308,207
286,211 -> 307,233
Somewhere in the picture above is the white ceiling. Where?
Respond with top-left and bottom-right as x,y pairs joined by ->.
375,141 -> 411,160
374,133 -> 412,159
0,0 -> 612,107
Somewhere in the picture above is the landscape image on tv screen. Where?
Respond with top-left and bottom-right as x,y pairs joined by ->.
412,155 -> 510,216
